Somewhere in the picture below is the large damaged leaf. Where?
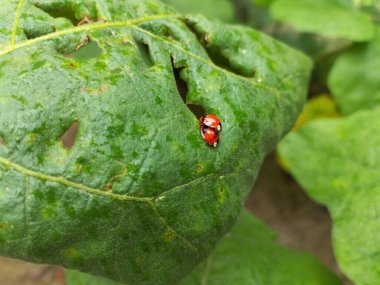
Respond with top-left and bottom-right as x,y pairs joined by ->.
0,0 -> 311,284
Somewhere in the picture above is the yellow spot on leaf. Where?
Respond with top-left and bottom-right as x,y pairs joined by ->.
162,230 -> 176,242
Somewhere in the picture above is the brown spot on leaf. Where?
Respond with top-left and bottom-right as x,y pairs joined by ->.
103,184 -> 112,191
61,122 -> 79,150
166,231 -> 175,241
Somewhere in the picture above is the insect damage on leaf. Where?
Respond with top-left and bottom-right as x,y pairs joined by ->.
171,56 -> 206,118
183,19 -> 256,78
60,122 -> 79,150
0,1 -> 311,285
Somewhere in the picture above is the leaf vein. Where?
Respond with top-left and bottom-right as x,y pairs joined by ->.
0,156 -> 151,202
10,0 -> 26,47
0,14 -> 280,95
132,25 -> 280,94
148,200 -> 200,252
0,14 -> 175,57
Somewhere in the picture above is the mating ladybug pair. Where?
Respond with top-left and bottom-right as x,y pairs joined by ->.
199,115 -> 222,148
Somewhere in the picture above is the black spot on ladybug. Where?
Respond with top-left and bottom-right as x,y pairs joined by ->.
61,122 -> 79,150
171,57 -> 205,118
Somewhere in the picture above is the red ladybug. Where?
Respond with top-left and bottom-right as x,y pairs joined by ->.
200,126 -> 220,148
200,115 -> 222,132
199,114 -> 222,148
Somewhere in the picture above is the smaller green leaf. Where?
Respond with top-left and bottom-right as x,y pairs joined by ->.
270,0 -> 375,41
278,107 -> 380,285
180,210 -> 342,285
328,29 -> 380,115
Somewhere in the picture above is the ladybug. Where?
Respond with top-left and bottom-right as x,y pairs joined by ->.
199,114 -> 222,148
200,114 -> 222,132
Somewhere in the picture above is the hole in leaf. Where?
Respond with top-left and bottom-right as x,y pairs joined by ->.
184,20 -> 255,78
187,104 -> 206,118
135,40 -> 153,67
35,4 -> 79,25
171,57 -> 205,118
71,41 -> 103,59
172,62 -> 188,103
61,122 -> 79,150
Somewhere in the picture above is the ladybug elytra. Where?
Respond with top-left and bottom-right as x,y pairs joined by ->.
199,114 -> 222,148
200,115 -> 222,132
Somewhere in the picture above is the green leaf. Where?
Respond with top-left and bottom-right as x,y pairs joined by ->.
278,108 -> 380,285
161,0 -> 236,23
270,0 -> 375,42
0,0 -> 311,284
180,210 -> 342,285
328,30 -> 380,115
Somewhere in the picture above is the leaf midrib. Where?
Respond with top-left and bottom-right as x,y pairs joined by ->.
1,13 -> 279,94
0,155 -> 243,202
10,0 -> 26,47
